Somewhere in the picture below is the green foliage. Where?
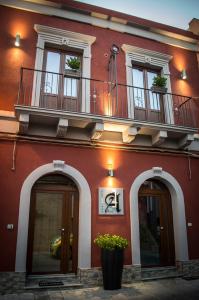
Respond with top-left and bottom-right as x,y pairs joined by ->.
66,57 -> 80,70
152,75 -> 167,87
94,234 -> 128,250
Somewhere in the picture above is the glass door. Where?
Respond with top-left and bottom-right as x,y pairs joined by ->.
132,66 -> 164,123
28,187 -> 79,274
40,49 -> 81,112
30,191 -> 64,273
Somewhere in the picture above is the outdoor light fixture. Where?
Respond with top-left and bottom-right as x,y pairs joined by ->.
15,34 -> 20,47
181,69 -> 187,80
110,44 -> 119,55
107,163 -> 114,177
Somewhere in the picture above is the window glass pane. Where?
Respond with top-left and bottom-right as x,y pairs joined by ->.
132,68 -> 145,108
64,78 -> 78,97
147,71 -> 160,110
44,51 -> 60,94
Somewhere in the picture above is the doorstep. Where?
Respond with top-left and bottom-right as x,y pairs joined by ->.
25,273 -> 83,291
141,266 -> 181,281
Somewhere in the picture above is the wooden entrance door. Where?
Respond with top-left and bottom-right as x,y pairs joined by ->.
139,180 -> 175,267
27,178 -> 79,274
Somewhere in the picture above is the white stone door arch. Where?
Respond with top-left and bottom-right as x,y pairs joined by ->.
130,167 -> 189,265
15,160 -> 91,272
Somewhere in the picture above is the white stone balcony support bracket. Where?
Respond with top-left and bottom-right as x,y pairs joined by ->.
152,130 -> 168,146
178,134 -> 195,149
122,127 -> 137,143
19,113 -> 29,134
91,123 -> 104,140
56,118 -> 69,138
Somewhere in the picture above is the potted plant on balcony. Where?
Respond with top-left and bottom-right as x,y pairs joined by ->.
94,234 -> 128,290
65,56 -> 81,78
151,75 -> 167,94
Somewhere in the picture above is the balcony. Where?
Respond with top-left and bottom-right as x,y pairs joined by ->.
15,68 -> 198,148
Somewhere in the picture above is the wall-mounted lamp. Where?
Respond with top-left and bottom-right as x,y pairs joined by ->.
181,69 -> 187,80
107,163 -> 114,177
15,34 -> 20,47
110,44 -> 119,55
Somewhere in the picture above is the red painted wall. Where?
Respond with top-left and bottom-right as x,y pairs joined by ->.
0,140 -> 199,271
0,6 -> 199,112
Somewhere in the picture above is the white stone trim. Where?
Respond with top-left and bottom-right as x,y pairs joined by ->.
31,24 -> 96,113
130,168 -> 189,265
0,1 -> 198,52
122,45 -> 174,124
15,162 -> 92,271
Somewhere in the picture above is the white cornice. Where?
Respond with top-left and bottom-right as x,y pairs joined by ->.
122,44 -> 173,62
34,24 -> 96,45
0,0 -> 199,51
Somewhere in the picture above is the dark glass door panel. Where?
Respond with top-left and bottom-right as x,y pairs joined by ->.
32,191 -> 63,273
139,195 -> 161,266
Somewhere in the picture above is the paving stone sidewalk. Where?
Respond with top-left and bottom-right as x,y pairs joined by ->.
0,278 -> 199,300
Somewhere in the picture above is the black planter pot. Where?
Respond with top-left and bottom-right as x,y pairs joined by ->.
101,248 -> 124,290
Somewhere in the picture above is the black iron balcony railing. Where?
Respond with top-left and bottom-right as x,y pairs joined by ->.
17,68 -> 198,128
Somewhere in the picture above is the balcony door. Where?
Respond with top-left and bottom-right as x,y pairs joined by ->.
40,49 -> 82,112
139,180 -> 175,267
27,174 -> 79,274
132,66 -> 165,123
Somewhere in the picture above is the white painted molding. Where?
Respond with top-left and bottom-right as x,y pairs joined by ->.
130,168 -> 189,265
122,44 -> 174,124
0,1 -> 198,51
34,24 -> 96,46
15,162 -> 92,271
32,24 -> 96,112
53,160 -> 65,171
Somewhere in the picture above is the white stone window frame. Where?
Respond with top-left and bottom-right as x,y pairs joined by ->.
122,45 -> 174,124
32,24 -> 96,113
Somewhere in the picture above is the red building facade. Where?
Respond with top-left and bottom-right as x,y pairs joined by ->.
0,0 -> 199,292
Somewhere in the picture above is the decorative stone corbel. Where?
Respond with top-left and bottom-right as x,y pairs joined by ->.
19,113 -> 29,134
91,123 -> 104,140
178,134 -> 194,149
57,118 -> 68,138
152,130 -> 168,146
122,127 -> 137,143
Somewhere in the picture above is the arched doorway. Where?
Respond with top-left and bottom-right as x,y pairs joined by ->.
138,179 -> 175,267
27,173 -> 79,274
129,168 -> 188,266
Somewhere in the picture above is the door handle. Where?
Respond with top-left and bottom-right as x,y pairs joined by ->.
160,226 -> 164,230
58,228 -> 65,232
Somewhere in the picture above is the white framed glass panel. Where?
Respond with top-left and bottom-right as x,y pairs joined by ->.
132,68 -> 145,108
147,71 -> 160,111
64,78 -> 78,97
44,51 -> 60,94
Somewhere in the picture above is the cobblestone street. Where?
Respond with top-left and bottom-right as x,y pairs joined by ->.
0,278 -> 199,300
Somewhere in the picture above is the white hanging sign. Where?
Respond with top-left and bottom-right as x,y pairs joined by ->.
98,188 -> 124,215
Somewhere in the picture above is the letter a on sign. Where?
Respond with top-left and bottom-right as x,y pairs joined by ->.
98,188 -> 124,215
